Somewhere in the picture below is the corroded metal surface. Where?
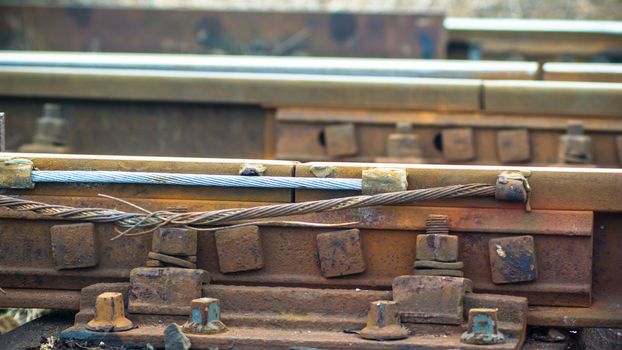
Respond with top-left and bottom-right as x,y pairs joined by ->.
0,154 -> 620,335
0,5 -> 446,58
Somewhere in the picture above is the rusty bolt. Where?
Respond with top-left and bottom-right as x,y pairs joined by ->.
86,292 -> 134,332
460,308 -> 505,345
395,122 -> 413,134
182,297 -> 227,334
359,300 -> 409,341
33,103 -> 68,146
558,121 -> 593,165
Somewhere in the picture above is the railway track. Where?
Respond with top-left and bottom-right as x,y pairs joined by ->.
0,153 -> 619,348
0,54 -> 621,167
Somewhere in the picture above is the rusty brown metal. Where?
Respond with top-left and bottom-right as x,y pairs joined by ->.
359,300 -> 409,341
461,308 -> 506,345
50,223 -> 98,270
316,229 -> 366,278
147,252 -> 196,269
152,227 -> 197,257
323,123 -> 358,158
276,103 -> 622,167
0,153 -> 620,341
182,297 -> 227,335
86,292 -> 134,332
441,128 -> 476,161
393,275 -> 470,325
1,64 -> 621,165
17,103 -> 70,154
377,122 -> 424,164
488,235 -> 538,284
496,129 -> 531,163
0,5 -> 446,58
214,225 -> 264,274
128,267 -> 209,315
63,281 -> 527,349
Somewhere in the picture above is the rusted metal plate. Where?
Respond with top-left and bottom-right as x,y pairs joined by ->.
316,229 -> 366,278
50,223 -> 98,270
214,225 -> 265,274
277,108 -> 622,132
497,129 -> 531,163
0,197 -> 594,307
393,275 -> 470,325
0,99 -> 271,159
65,282 -> 525,349
0,155 -> 618,330
489,236 -> 538,284
0,5 -> 445,58
324,123 -> 358,157
442,128 -> 476,161
128,267 -> 209,315
277,108 -> 622,167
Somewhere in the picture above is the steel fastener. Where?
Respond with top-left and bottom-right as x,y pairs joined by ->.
86,292 -> 134,332
182,297 -> 227,334
488,235 -> 538,284
460,308 -> 505,345
359,300 -> 409,341
316,228 -> 366,278
215,225 -> 265,273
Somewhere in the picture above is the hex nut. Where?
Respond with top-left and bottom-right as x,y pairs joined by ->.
416,234 -> 458,262
50,223 -> 98,270
442,128 -> 475,161
215,225 -> 264,273
324,123 -> 358,157
497,129 -> 530,163
316,229 -> 366,278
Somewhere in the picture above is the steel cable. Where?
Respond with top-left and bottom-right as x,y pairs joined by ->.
0,183 -> 495,237
31,171 -> 363,190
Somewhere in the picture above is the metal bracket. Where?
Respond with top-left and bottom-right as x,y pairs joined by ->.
0,158 -> 35,189
495,171 -> 532,212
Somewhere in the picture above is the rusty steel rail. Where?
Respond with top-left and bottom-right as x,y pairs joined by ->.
0,153 -> 620,326
0,153 -> 621,348
1,58 -> 621,167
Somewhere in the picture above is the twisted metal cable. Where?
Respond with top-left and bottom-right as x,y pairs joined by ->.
31,171 -> 362,190
0,183 -> 494,237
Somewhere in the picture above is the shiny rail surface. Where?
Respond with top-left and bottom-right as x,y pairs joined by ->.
0,51 -> 538,80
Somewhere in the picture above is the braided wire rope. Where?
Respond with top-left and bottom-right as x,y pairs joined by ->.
0,183 -> 495,236
31,171 -> 363,190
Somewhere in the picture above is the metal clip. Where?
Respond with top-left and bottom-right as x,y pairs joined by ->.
495,171 -> 531,212
0,158 -> 34,189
